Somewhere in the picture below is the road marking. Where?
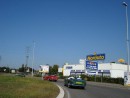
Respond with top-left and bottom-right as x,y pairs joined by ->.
63,86 -> 71,98
56,84 -> 64,98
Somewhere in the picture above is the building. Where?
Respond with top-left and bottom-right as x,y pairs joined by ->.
63,59 -> 130,78
63,59 -> 85,76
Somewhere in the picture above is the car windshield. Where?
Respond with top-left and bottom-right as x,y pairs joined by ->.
68,77 -> 75,79
76,77 -> 81,79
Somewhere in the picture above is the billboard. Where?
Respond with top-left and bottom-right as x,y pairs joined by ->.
86,61 -> 98,75
87,53 -> 105,61
39,65 -> 49,73
58,68 -> 63,72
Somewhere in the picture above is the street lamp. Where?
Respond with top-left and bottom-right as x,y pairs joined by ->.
123,2 -> 129,84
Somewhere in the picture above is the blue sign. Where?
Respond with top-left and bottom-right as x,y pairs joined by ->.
66,66 -> 72,69
86,61 -> 98,70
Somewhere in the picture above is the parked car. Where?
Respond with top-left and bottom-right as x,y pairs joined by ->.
64,76 -> 86,89
43,75 -> 58,82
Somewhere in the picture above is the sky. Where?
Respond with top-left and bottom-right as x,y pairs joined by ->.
0,0 -> 130,69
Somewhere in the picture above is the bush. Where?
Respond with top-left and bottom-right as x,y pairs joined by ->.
58,72 -> 64,79
80,74 -> 86,80
34,73 -> 42,77
86,75 -> 124,85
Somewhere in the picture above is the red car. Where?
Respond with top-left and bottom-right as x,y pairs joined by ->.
43,75 -> 58,82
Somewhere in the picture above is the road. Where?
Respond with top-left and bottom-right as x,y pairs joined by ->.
56,80 -> 130,98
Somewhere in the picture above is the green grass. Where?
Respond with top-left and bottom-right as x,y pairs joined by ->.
0,74 -> 59,98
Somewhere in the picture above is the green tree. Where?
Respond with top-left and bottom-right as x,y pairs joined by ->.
0,66 -> 10,73
48,65 -> 59,75
49,66 -> 53,75
52,65 -> 59,74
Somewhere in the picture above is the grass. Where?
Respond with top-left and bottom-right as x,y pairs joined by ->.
0,74 -> 59,98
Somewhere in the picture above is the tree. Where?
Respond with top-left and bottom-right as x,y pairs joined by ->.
0,66 -> 10,73
52,65 -> 59,74
48,65 -> 59,75
19,64 -> 25,72
49,66 -> 53,75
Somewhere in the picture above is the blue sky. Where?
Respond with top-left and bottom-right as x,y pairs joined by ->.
0,0 -> 130,69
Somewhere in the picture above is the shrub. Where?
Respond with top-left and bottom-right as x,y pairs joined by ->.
86,75 -> 124,85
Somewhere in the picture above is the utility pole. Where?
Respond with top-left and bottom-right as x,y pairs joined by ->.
32,41 -> 35,77
123,2 -> 130,85
0,56 -> 1,67
25,46 -> 30,73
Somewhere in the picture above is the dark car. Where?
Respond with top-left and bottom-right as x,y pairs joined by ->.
15,73 -> 25,77
64,76 -> 86,89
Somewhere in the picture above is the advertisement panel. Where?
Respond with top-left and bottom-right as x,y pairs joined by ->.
124,72 -> 130,86
58,68 -> 63,72
86,61 -> 98,75
87,53 -> 105,61
39,65 -> 49,73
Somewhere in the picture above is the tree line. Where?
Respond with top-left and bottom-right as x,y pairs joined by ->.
0,64 -> 59,74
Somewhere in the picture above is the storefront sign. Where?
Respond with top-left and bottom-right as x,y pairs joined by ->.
87,53 -> 105,61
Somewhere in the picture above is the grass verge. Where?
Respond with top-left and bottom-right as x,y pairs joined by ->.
0,74 -> 59,98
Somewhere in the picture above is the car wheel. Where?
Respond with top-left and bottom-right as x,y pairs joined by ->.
68,83 -> 71,88
82,86 -> 86,89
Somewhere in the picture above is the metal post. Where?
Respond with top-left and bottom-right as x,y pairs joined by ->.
123,2 -> 129,84
95,74 -> 96,82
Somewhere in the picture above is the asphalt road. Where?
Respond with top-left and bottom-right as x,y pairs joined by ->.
56,80 -> 130,98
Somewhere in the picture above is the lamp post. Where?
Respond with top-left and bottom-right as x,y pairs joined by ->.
123,2 -> 129,84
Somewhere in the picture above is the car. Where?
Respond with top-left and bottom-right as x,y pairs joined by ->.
15,73 -> 25,77
64,76 -> 86,89
43,75 -> 58,82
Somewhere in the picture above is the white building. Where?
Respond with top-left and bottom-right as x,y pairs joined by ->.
98,63 -> 128,78
63,59 -> 130,78
63,59 -> 85,76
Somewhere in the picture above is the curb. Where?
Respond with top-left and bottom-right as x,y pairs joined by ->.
56,84 -> 65,98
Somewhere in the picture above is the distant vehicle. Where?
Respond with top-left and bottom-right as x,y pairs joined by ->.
43,75 -> 58,82
15,73 -> 25,77
64,76 -> 86,89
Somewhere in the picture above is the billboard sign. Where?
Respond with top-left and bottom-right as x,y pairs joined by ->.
86,61 -> 98,70
58,68 -> 63,72
39,65 -> 49,73
87,53 -> 105,61
86,61 -> 98,75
